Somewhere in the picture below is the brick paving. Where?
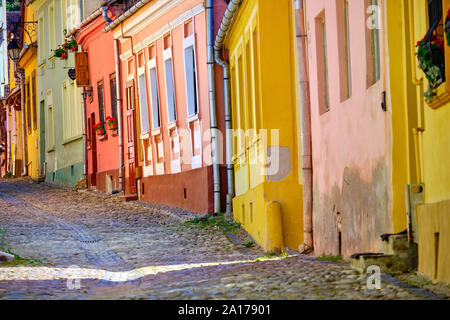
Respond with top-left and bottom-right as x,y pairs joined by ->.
0,178 -> 446,300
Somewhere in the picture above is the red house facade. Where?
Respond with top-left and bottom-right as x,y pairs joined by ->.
76,13 -> 121,193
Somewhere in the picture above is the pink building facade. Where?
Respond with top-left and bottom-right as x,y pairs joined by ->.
110,0 -> 228,213
305,0 -> 394,256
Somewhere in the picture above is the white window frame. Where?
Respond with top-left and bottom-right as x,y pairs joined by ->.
38,15 -> 45,62
147,56 -> 161,132
137,63 -> 150,136
163,45 -> 177,127
48,3 -> 56,58
183,32 -> 199,122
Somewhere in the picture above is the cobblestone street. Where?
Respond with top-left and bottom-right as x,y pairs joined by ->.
0,179 -> 447,300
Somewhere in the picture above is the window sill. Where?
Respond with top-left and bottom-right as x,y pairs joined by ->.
151,128 -> 161,136
38,59 -> 46,67
187,113 -> 199,123
62,134 -> 83,146
140,132 -> 150,140
167,121 -> 177,130
47,147 -> 55,153
427,84 -> 450,109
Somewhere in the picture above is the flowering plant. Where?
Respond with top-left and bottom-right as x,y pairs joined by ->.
106,116 -> 117,125
94,122 -> 105,135
416,31 -> 445,102
53,46 -> 68,59
63,36 -> 78,52
105,116 -> 118,130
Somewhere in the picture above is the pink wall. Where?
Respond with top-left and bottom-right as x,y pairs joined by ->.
117,0 -> 228,198
306,0 -> 393,256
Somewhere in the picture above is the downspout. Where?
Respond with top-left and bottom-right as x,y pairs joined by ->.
206,0 -> 221,214
114,38 -> 124,192
294,0 -> 313,253
81,90 -> 87,187
214,0 -> 242,214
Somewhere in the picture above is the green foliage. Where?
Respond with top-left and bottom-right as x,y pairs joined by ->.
186,213 -> 241,234
1,249 -> 44,267
243,241 -> 254,248
6,0 -> 20,12
316,254 -> 343,262
416,34 -> 445,102
3,172 -> 13,179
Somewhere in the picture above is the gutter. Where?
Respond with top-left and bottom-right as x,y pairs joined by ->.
206,0 -> 222,215
114,38 -> 124,193
294,0 -> 313,253
214,0 -> 242,213
103,0 -> 153,33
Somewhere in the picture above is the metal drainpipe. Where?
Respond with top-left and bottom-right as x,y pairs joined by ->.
114,38 -> 124,193
81,90 -> 87,187
206,0 -> 222,215
294,0 -> 313,253
214,0 -> 242,214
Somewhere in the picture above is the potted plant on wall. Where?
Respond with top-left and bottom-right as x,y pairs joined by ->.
53,45 -> 68,60
64,36 -> 78,52
94,122 -> 106,136
105,116 -> 118,130
416,31 -> 445,102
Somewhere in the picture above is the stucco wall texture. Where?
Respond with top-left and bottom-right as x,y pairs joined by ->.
306,0 -> 393,257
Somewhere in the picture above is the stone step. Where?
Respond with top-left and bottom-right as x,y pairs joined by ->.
381,233 -> 411,255
118,194 -> 138,202
350,245 -> 418,275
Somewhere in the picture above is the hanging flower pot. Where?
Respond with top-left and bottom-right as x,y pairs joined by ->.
54,47 -> 67,58
416,32 -> 446,102
64,37 -> 78,51
94,122 -> 106,136
105,116 -> 118,130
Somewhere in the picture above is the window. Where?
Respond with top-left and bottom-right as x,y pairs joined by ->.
110,74 -> 118,120
47,91 -> 54,148
338,0 -> 352,100
148,59 -> 161,129
315,12 -> 330,113
97,81 -> 105,123
38,16 -> 45,61
183,28 -> 198,117
138,73 -> 150,134
49,5 -> 55,56
252,26 -> 260,130
26,80 -> 31,131
62,82 -> 70,139
365,0 -> 381,86
163,36 -> 177,123
128,58 -> 134,78
32,72 -> 37,129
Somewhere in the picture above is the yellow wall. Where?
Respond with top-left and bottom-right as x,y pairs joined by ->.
225,0 -> 303,252
388,0 -> 450,283
19,4 -> 39,179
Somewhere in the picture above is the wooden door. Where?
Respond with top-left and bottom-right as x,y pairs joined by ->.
126,80 -> 137,194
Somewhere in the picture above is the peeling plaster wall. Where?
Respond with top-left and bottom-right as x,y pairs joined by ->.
306,0 -> 394,257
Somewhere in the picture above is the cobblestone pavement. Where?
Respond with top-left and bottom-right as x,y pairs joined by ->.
0,179 -> 447,300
